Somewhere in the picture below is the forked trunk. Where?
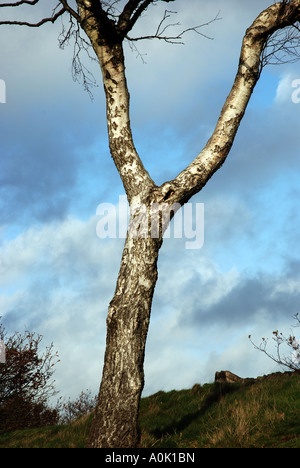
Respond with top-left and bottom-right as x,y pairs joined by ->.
76,0 -> 300,449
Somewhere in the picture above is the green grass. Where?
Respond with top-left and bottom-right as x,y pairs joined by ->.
0,413 -> 93,448
0,373 -> 299,448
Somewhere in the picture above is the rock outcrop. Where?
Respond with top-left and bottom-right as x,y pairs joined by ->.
215,370 -> 244,383
214,369 -> 299,384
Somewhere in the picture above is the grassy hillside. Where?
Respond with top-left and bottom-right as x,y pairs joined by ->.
0,372 -> 299,448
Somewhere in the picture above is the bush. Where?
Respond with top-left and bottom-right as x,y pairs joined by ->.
59,389 -> 97,424
0,319 -> 60,433
249,313 -> 300,372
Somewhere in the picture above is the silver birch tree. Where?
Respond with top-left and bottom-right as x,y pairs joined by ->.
1,0 -> 300,448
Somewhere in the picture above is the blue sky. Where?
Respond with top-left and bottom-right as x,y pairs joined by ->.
1,0 -> 300,401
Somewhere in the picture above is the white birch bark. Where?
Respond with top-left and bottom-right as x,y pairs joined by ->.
75,0 -> 300,448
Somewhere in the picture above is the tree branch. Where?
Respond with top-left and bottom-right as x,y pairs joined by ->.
157,0 -> 300,207
249,314 -> 300,372
76,0 -> 120,44
59,0 -> 81,22
116,0 -> 179,37
59,15 -> 98,99
0,1 -> 67,27
260,23 -> 300,70
118,0 -> 144,29
0,0 -> 39,6
118,0 -> 154,34
126,9 -> 221,44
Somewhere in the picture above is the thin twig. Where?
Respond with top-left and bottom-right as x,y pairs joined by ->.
0,6 -> 66,27
126,9 -> 221,44
0,0 -> 40,6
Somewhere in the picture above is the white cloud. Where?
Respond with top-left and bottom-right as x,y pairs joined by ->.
0,215 -> 125,398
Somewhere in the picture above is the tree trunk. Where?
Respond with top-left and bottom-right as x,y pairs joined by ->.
0,0 -> 299,452
78,8 -> 165,446
88,232 -> 162,448
76,0 -> 300,449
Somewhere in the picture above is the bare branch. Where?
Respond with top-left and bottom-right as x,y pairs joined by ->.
118,0 -> 144,30
126,9 -> 221,44
249,314 -> 300,372
59,0 -> 81,22
260,22 -> 300,71
0,2 -> 67,27
58,12 -> 98,99
100,0 -> 123,20
117,0 -> 178,35
120,0 -> 153,34
0,0 -> 39,6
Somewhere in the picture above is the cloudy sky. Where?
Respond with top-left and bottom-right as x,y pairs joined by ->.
1,0 -> 300,402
